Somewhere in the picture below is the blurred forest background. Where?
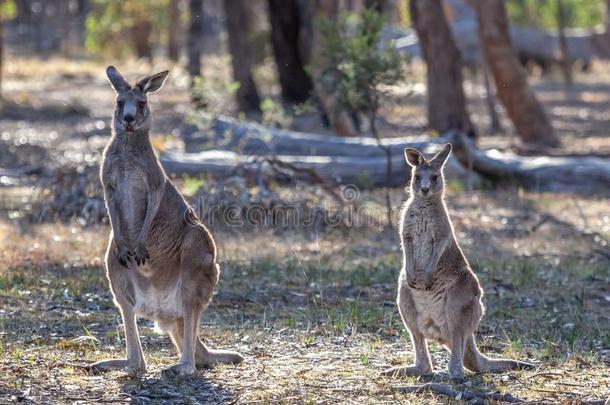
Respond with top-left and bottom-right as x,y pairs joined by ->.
0,0 -> 609,403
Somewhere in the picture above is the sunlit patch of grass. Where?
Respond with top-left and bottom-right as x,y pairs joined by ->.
181,175 -> 207,197
1,188 -> 609,402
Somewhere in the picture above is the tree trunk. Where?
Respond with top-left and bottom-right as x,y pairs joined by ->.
131,20 -> 153,62
410,0 -> 474,136
168,0 -> 180,62
75,0 -> 90,50
468,0 -> 559,147
187,0 -> 203,78
481,59 -> 502,133
556,0 -> 572,89
60,0 -> 72,56
223,0 -> 261,115
267,0 -> 313,104
0,12 -> 3,99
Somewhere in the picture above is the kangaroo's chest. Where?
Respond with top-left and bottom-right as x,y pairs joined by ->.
109,157 -> 150,236
403,208 -> 438,266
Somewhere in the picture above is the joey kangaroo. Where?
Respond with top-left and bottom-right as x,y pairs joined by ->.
384,144 -> 533,379
89,66 -> 243,376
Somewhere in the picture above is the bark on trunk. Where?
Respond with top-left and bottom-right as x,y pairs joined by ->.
223,0 -> 262,115
267,0 -> 313,104
410,0 -> 474,136
187,0 -> 203,78
468,0 -> 559,147
168,0 -> 180,62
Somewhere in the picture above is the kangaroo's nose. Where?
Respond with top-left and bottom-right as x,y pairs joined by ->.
421,187 -> 430,194
124,114 -> 135,123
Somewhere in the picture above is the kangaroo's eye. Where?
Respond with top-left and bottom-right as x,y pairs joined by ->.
431,175 -> 438,181
117,100 -> 124,109
138,101 -> 146,109
415,175 -> 420,181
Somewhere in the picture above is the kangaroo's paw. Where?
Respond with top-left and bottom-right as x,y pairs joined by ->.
381,365 -> 433,377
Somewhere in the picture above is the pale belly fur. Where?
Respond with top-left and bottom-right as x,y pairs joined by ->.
133,275 -> 183,321
411,289 -> 448,342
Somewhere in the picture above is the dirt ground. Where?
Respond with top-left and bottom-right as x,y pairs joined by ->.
0,57 -> 609,404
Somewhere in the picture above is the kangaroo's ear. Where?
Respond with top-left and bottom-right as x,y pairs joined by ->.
106,66 -> 130,93
430,143 -> 452,169
404,148 -> 424,167
136,70 -> 170,93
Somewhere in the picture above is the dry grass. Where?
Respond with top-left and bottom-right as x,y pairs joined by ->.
1,55 -> 609,403
1,189 -> 608,404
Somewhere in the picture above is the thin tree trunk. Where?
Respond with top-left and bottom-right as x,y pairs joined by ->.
168,0 -> 180,62
267,0 -> 313,104
481,58 -> 502,133
187,0 -> 203,79
410,0 -> 475,136
468,0 -> 559,147
131,20 -> 153,62
556,0 -> 572,89
370,98 -> 394,229
60,0 -> 72,56
223,0 -> 261,115
76,0 -> 90,50
0,12 -> 3,99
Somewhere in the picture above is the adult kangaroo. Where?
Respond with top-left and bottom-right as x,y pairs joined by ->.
90,66 -> 243,376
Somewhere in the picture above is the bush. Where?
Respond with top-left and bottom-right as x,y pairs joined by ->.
313,9 -> 406,129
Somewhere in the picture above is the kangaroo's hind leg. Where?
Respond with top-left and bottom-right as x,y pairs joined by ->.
161,318 -> 243,368
88,246 -> 146,375
383,280 -> 433,377
163,295 -> 204,376
165,231 -> 243,376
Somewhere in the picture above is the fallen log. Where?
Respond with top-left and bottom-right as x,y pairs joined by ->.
159,148 -> 477,188
182,116 -> 443,156
174,119 -> 610,194
450,132 -> 610,195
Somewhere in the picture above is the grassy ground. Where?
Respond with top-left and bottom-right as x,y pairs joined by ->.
1,55 -> 609,403
1,189 -> 608,404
